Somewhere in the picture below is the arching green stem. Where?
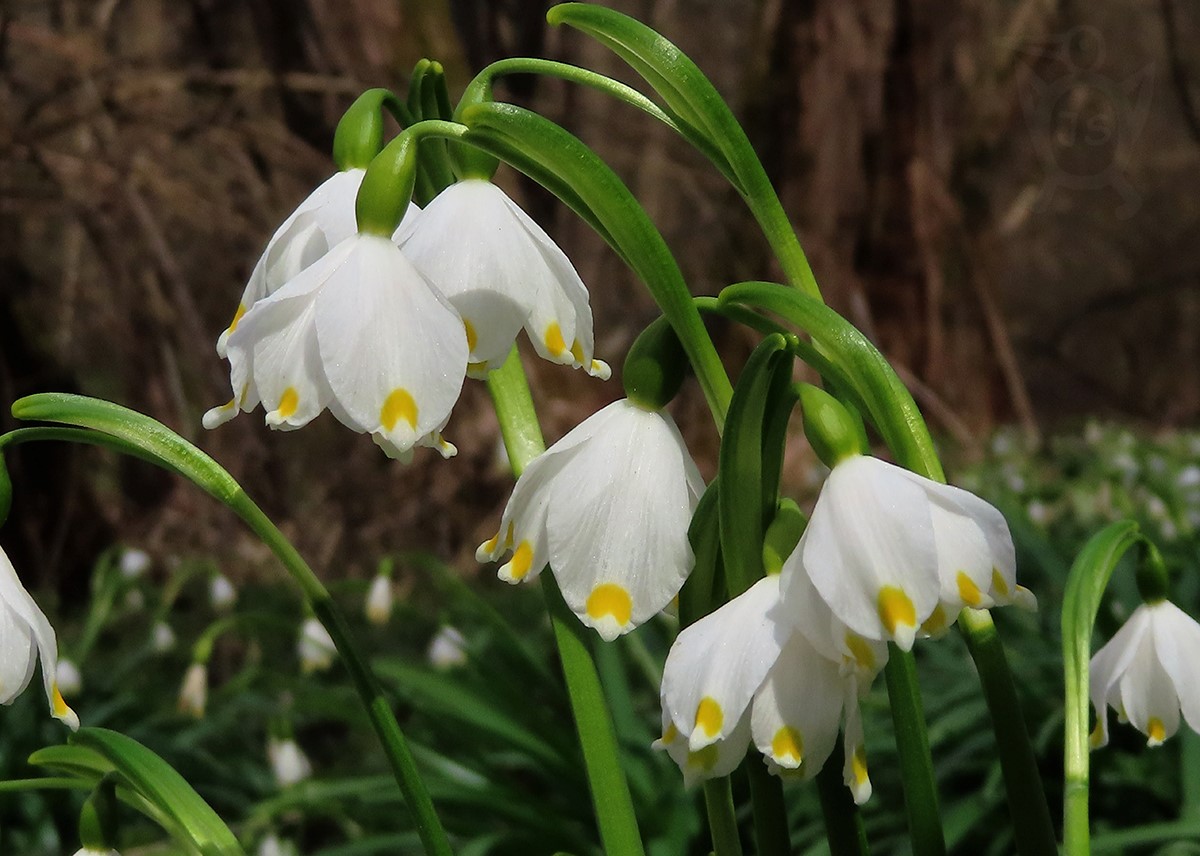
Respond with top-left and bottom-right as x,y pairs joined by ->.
7,395 -> 453,856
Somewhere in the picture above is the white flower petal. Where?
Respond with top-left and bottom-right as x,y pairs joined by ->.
797,456 -> 940,650
1118,621 -> 1180,746
662,576 -> 789,750
1149,601 -> 1200,734
545,402 -> 702,640
314,235 -> 467,454
655,706 -> 752,789
751,630 -> 844,775
1089,604 -> 1154,747
842,680 -> 872,804
0,547 -> 76,728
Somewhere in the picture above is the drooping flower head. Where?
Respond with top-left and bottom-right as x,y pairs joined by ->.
205,233 -> 468,461
477,398 -> 702,641
364,573 -> 394,626
0,545 -> 78,729
299,617 -> 337,674
402,179 -> 609,379
267,736 -> 314,788
178,662 -> 207,718
1089,599 -> 1200,748
214,169 -> 419,358
657,575 -> 882,802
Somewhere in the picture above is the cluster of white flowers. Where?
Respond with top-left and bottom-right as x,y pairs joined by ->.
203,172 -> 608,461
654,452 -> 1035,797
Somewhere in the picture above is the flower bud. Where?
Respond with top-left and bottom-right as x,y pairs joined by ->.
762,498 -> 807,577
796,384 -> 865,468
622,315 -> 688,411
332,88 -> 389,172
178,663 -> 208,718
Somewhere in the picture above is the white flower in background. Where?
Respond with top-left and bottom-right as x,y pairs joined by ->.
257,834 -> 298,856
299,617 -> 336,673
71,848 -> 119,856
477,399 -> 703,641
1178,465 -> 1200,490
401,179 -> 610,379
204,233 -> 468,462
1089,599 -> 1200,748
118,548 -> 151,579
152,620 -> 177,653
781,455 -> 1032,650
215,170 -> 419,358
267,736 -> 314,788
427,625 -> 468,670
123,589 -> 145,611
56,658 -> 82,696
178,662 -> 208,718
364,574 -> 393,626
209,573 -> 237,611
0,546 -> 78,729
657,575 -> 882,801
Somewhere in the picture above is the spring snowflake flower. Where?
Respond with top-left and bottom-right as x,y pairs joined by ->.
178,662 -> 207,718
71,849 -> 119,856
401,179 -> 609,379
781,455 -> 1033,651
118,548 -> 151,579
0,546 -> 78,729
427,625 -> 468,670
477,399 -> 702,641
657,575 -> 882,801
214,170 -> 419,358
364,573 -> 393,626
1089,599 -> 1200,748
56,658 -> 82,696
299,617 -> 337,673
267,736 -> 314,788
209,573 -> 237,611
205,233 -> 468,461
152,620 -> 176,653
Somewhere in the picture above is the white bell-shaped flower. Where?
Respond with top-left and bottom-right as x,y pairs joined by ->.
205,233 -> 468,461
215,170 -> 419,358
56,658 -> 82,697
0,546 -> 78,729
178,662 -> 207,718
209,573 -> 237,611
299,617 -> 336,674
1089,599 -> 1200,748
152,620 -> 176,653
364,574 -> 393,626
427,625 -> 468,670
477,399 -> 702,641
71,848 -> 119,856
401,179 -> 609,379
657,575 -> 877,801
267,736 -> 314,788
783,455 -> 1030,651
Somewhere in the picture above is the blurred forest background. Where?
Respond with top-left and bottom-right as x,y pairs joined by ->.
2,0 -> 1199,592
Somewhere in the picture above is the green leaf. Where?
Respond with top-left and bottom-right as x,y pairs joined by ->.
71,728 -> 244,856
719,282 -> 944,481
717,333 -> 793,597
459,101 -> 733,425
11,394 -> 240,501
1061,520 -> 1146,855
680,479 -> 721,627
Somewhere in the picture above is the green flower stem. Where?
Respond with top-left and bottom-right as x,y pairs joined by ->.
958,608 -> 1057,856
228,498 -> 452,856
816,753 -> 869,856
6,396 -> 452,856
463,58 -> 736,185
702,778 -> 743,856
883,646 -> 945,856
745,758 -> 790,856
485,350 -> 645,856
1061,521 -> 1146,856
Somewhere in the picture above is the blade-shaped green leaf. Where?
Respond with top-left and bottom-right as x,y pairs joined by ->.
71,727 -> 245,856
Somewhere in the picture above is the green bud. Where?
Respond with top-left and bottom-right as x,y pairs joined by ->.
797,383 -> 864,467
333,89 -> 391,171
79,778 -> 119,850
355,132 -> 420,237
622,315 -> 688,409
1136,539 -> 1170,604
0,452 -> 11,527
763,498 -> 807,576
451,76 -> 501,181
